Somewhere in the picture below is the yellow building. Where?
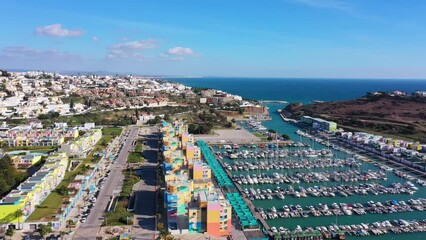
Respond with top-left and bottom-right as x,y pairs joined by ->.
59,128 -> 102,158
185,144 -> 201,161
0,153 -> 68,228
11,154 -> 42,169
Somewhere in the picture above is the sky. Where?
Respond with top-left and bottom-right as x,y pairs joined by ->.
1,0 -> 426,79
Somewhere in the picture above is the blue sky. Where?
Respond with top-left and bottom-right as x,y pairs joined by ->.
1,0 -> 426,78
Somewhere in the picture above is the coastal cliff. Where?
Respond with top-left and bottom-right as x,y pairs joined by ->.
284,93 -> 426,142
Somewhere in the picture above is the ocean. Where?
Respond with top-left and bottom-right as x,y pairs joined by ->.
167,77 -> 426,103
168,77 -> 426,140
167,77 -> 426,240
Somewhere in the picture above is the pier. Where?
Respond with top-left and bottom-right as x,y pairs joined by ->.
259,100 -> 288,104
279,112 -> 298,123
209,146 -> 271,236
203,136 -> 426,239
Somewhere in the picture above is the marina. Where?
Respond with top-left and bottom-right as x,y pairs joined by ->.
210,119 -> 426,239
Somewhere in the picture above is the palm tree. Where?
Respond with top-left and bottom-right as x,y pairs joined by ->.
15,209 -> 24,230
59,231 -> 67,240
67,219 -> 74,232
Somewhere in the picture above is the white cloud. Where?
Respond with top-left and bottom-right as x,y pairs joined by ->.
167,47 -> 195,56
1,46 -> 81,61
92,36 -> 99,42
290,0 -> 349,11
107,39 -> 159,60
35,24 -> 85,37
111,39 -> 158,50
161,47 -> 196,61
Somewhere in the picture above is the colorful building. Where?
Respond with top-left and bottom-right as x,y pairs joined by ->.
0,125 -> 78,147
188,190 -> 232,237
161,121 -> 231,237
59,128 -> 102,158
11,153 -> 42,169
0,153 -> 68,229
300,116 -> 337,131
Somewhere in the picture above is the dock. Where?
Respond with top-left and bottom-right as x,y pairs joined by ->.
279,112 -> 298,123
259,100 -> 287,104
210,146 -> 271,234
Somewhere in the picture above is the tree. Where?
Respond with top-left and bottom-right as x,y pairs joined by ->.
135,108 -> 139,117
59,231 -> 67,240
157,222 -> 164,231
0,155 -> 28,196
38,223 -> 53,239
268,129 -> 277,133
55,186 -> 69,196
1,70 -> 11,77
15,209 -> 24,230
67,219 -> 74,232
5,227 -> 15,239
70,98 -> 75,109
281,134 -> 290,140
164,113 -> 171,121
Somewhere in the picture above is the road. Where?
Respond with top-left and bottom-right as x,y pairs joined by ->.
73,126 -> 139,240
131,126 -> 159,239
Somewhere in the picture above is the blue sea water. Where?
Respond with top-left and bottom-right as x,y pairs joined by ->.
167,77 -> 426,103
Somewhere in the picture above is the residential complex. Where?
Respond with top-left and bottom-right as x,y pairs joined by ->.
161,121 -> 232,237
339,131 -> 426,161
0,153 -> 68,229
300,116 -> 337,131
59,128 -> 102,158
0,71 -> 194,118
0,125 -> 79,147
11,153 -> 42,169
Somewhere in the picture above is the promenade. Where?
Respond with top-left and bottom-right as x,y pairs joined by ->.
73,127 -> 139,240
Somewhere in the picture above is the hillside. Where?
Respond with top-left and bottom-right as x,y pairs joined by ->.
284,94 -> 426,142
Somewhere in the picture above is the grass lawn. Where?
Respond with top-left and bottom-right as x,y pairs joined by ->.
105,170 -> 139,225
135,141 -> 143,153
27,161 -> 89,221
29,149 -> 56,153
127,141 -> 144,163
102,127 -> 123,137
254,133 -> 268,141
127,152 -> 144,163
97,127 -> 123,146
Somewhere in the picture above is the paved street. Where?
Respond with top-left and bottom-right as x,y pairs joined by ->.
73,126 -> 139,240
131,126 -> 159,239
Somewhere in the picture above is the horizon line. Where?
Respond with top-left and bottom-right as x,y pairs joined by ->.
3,68 -> 426,81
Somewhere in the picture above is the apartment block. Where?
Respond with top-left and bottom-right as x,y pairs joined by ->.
300,116 -> 337,131
161,121 -> 231,237
0,153 -> 68,228
0,125 -> 78,147
11,153 -> 42,169
59,128 -> 102,158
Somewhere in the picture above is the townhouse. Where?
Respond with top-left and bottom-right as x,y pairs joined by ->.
0,125 -> 79,147
11,153 -> 42,169
59,128 -> 102,158
0,153 -> 68,229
